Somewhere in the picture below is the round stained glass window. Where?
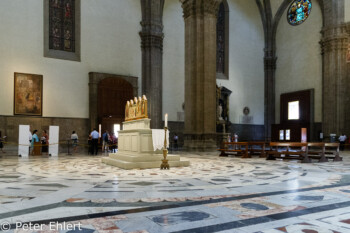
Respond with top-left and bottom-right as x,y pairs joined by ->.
287,0 -> 312,26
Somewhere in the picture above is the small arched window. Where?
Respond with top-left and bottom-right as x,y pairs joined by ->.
216,1 -> 229,80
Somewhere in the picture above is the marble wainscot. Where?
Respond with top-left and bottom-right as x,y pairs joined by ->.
102,119 -> 189,169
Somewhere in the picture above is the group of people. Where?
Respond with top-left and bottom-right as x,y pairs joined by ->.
29,129 -> 49,155
102,130 -> 118,153
88,129 -> 118,155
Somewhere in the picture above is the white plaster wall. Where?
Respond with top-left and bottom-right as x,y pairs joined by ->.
346,0 -> 350,22
217,0 -> 265,125
0,0 -> 141,118
163,0 -> 185,122
270,0 -> 282,18
275,1 -> 322,123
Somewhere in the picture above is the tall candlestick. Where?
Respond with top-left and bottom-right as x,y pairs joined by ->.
165,113 -> 168,127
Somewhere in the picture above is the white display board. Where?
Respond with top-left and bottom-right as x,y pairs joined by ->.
18,125 -> 30,157
49,126 -> 59,156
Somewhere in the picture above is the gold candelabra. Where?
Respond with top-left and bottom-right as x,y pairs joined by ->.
160,127 -> 170,169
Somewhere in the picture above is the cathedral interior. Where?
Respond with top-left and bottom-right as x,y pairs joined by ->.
1,0 -> 350,232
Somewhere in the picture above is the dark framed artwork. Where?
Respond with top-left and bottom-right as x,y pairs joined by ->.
14,73 -> 43,116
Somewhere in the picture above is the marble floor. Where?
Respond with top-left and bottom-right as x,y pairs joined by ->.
1,151 -> 350,232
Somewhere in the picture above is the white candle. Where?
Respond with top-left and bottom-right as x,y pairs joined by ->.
165,113 -> 168,127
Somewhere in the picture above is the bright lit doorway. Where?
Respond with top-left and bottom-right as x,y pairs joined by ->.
114,124 -> 120,137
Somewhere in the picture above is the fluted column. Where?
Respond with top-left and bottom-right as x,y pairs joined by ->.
181,0 -> 221,151
320,0 -> 348,136
321,25 -> 348,136
140,0 -> 164,129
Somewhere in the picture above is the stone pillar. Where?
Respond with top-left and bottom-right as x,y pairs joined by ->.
140,0 -> 164,129
320,0 -> 348,136
181,0 -> 221,151
264,51 -> 276,141
89,73 -> 101,131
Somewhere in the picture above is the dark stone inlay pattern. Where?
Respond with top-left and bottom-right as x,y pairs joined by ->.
127,181 -> 160,186
158,189 -> 204,192
3,182 -> 350,230
28,183 -> 68,188
227,186 -> 243,189
0,176 -> 21,178
253,173 -> 273,176
240,203 -> 269,211
171,201 -> 350,233
67,228 -> 95,233
211,179 -> 231,182
340,189 -> 350,193
293,195 -> 324,201
149,211 -> 213,226
84,191 -> 133,193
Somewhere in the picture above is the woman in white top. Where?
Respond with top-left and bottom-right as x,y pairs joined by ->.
71,131 -> 79,153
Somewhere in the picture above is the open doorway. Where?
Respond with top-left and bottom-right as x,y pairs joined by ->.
98,77 -> 134,134
114,124 -> 120,137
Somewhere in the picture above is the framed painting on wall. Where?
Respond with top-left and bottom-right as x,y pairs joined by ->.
14,72 -> 43,116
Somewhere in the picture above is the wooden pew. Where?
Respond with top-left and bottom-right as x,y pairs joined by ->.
307,142 -> 342,162
248,141 -> 267,158
266,142 -> 311,163
324,143 -> 342,161
307,142 -> 328,162
218,142 -> 249,158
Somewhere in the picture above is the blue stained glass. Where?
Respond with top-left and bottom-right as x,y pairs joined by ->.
287,0 -> 312,26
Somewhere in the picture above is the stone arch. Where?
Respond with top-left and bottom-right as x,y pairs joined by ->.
89,72 -> 138,131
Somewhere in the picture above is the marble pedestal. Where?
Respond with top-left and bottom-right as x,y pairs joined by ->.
102,119 -> 190,169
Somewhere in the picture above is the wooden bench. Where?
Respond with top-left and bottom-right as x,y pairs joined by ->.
324,143 -> 342,161
248,141 -> 267,158
307,142 -> 342,162
266,142 -> 311,163
307,142 -> 328,162
218,142 -> 249,158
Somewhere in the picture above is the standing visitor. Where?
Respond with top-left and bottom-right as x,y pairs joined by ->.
87,134 -> 93,155
102,130 -> 110,152
71,131 -> 79,153
41,130 -> 49,155
173,134 -> 179,151
110,133 -> 118,153
90,128 -> 99,155
233,133 -> 238,149
339,134 -> 347,151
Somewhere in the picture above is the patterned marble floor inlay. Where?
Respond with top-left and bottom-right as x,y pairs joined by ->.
0,152 -> 350,232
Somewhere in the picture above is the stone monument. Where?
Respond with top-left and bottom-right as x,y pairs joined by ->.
102,96 -> 190,169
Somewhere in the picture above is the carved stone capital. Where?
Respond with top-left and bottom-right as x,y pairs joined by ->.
264,56 -> 277,70
320,36 -> 348,53
181,0 -> 221,19
202,0 -> 221,16
140,33 -> 164,50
